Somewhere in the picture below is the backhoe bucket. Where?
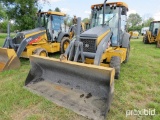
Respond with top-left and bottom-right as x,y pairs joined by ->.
0,48 -> 20,72
25,55 -> 115,120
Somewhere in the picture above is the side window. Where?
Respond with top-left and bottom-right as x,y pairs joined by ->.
149,23 -> 154,32
61,17 -> 65,32
121,15 -> 127,32
149,23 -> 154,34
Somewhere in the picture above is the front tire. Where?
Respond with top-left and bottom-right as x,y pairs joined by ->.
34,48 -> 48,57
123,44 -> 130,63
143,35 -> 149,44
60,37 -> 70,54
157,40 -> 160,48
109,56 -> 121,79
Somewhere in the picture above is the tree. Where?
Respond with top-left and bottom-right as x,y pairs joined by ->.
0,20 -> 15,32
128,25 -> 142,32
1,0 -> 50,31
48,9 -> 52,11
1,0 -> 38,31
127,13 -> 142,27
143,17 -> 154,27
0,3 -> 6,20
82,18 -> 90,23
64,15 -> 72,27
54,7 -> 61,12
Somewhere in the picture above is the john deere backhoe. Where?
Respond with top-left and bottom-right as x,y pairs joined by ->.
25,1 -> 130,120
143,21 -> 160,47
0,11 -> 74,72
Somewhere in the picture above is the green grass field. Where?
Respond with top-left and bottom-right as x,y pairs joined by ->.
0,34 -> 160,120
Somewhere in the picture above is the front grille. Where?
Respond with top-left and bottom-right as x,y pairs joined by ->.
80,38 -> 96,53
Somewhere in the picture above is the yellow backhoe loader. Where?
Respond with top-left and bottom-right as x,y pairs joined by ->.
129,31 -> 139,39
143,21 -> 160,46
25,1 -> 131,120
0,11 -> 75,72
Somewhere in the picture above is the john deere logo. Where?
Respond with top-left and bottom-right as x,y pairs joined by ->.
85,44 -> 89,48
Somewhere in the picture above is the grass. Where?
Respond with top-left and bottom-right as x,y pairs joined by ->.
0,33 -> 160,120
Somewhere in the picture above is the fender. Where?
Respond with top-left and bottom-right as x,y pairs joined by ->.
16,32 -> 46,57
57,32 -> 69,42
121,32 -> 130,48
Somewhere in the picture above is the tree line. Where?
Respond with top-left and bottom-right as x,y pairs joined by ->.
0,0 -> 154,33
127,13 -> 154,32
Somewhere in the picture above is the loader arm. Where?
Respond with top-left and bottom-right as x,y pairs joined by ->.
16,32 -> 46,57
0,31 -> 46,72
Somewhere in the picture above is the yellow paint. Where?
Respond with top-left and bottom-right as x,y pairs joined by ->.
85,58 -> 94,64
84,47 -> 127,66
0,48 -> 20,71
0,48 -> 15,60
97,30 -> 110,45
91,2 -> 128,10
30,55 -> 115,86
100,63 -> 109,67
130,31 -> 139,38
25,30 -> 46,39
146,31 -> 157,43
63,41 -> 69,51
40,11 -> 66,16
20,42 -> 61,58
103,47 -> 127,63
156,30 -> 160,41
84,46 -> 127,66
39,51 -> 47,57
30,55 -> 114,72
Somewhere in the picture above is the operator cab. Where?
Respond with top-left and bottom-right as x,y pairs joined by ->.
91,2 -> 128,46
149,21 -> 160,36
37,11 -> 66,42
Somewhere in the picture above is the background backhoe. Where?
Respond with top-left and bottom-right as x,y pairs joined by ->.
0,11 -> 74,72
143,21 -> 160,47
25,1 -> 131,120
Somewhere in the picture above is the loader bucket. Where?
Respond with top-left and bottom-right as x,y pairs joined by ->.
25,55 -> 115,120
0,48 -> 20,72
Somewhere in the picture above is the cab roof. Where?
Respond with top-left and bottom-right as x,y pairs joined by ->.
39,11 -> 66,16
151,21 -> 160,23
91,2 -> 128,10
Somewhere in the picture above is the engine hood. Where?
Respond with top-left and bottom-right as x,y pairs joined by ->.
80,25 -> 110,38
17,27 -> 46,37
14,27 -> 46,44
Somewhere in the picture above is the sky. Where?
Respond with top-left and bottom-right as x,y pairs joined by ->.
40,0 -> 160,21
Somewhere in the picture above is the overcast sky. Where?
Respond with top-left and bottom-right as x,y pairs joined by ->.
41,0 -> 160,20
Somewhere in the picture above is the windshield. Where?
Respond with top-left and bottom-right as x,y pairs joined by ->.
150,22 -> 160,36
153,22 -> 160,29
91,6 -> 119,28
52,15 -> 64,31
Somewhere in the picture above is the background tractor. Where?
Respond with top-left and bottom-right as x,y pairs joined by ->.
129,31 -> 139,39
143,21 -> 160,46
0,11 -> 73,72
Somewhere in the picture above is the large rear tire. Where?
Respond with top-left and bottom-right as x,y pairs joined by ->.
109,56 -> 121,79
60,37 -> 70,54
